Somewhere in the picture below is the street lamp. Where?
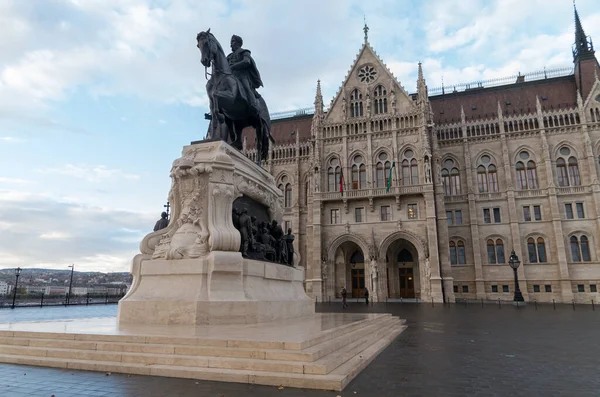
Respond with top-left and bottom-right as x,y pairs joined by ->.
11,267 -> 21,309
508,250 -> 524,302
67,264 -> 75,305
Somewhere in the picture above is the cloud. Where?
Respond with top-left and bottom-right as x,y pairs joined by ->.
40,231 -> 71,240
0,190 -> 155,272
35,164 -> 140,182
0,136 -> 24,143
0,177 -> 31,184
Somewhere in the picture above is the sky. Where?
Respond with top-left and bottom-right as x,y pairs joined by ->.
1,0 -> 599,273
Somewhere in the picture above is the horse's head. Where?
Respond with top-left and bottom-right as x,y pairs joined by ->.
196,29 -> 214,68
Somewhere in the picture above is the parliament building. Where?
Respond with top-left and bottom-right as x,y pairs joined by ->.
242,9 -> 600,303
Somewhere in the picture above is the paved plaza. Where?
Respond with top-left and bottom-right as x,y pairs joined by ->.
0,302 -> 598,396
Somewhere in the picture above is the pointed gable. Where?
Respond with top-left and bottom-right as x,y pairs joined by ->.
325,42 -> 417,123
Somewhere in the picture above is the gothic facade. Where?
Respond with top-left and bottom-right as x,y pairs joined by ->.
243,9 -> 600,303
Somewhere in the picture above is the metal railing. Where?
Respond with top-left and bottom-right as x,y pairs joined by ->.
0,292 -> 126,309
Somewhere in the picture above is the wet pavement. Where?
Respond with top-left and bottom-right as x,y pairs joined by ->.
1,301 -> 599,396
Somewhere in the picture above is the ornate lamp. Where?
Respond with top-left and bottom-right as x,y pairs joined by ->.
508,250 -> 524,302
11,267 -> 21,309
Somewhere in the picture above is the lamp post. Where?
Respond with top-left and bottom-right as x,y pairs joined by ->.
11,267 -> 21,309
67,264 -> 75,305
508,250 -> 524,302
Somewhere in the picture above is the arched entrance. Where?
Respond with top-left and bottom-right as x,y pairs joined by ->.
385,239 -> 419,299
333,241 -> 366,298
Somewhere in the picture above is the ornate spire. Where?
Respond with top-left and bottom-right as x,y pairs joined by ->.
416,62 -> 428,105
314,79 -> 323,114
573,2 -> 595,62
363,16 -> 369,43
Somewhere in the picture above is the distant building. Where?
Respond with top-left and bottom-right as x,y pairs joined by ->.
0,281 -> 9,295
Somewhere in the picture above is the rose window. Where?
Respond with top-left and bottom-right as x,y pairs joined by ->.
358,65 -> 377,83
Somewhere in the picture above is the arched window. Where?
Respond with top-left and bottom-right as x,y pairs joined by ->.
487,239 -> 496,264
351,154 -> 366,189
442,159 -> 460,195
487,239 -> 505,264
527,237 -> 547,263
477,165 -> 488,193
285,183 -> 292,207
350,89 -> 363,118
278,176 -> 293,208
556,147 -> 580,186
477,155 -> 498,193
376,152 -> 391,188
327,158 -> 341,192
400,149 -> 418,185
449,240 -> 466,265
571,235 -> 591,262
516,151 -> 538,190
373,85 -> 388,115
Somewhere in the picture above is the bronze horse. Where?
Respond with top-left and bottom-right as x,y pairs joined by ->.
196,30 -> 272,165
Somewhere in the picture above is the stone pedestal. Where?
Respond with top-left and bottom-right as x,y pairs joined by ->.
118,140 -> 314,326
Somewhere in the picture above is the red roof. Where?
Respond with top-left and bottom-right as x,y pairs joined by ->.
243,114 -> 313,149
430,75 -> 577,125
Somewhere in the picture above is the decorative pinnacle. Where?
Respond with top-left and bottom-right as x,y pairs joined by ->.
363,15 -> 369,43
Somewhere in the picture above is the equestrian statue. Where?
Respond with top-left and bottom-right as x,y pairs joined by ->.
196,30 -> 273,165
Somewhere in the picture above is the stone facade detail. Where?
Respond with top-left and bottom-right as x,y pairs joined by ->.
241,13 -> 600,304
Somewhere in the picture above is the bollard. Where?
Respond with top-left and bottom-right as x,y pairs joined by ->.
592,300 -> 595,311
534,300 -> 537,310
516,300 -> 519,307
481,298 -> 484,308
572,299 -> 575,311
553,299 -> 556,310
431,297 -> 434,307
40,293 -> 44,308
498,298 -> 501,309
400,297 -> 403,304
464,298 -> 467,308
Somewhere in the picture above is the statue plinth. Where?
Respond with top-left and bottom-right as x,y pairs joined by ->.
118,140 -> 313,325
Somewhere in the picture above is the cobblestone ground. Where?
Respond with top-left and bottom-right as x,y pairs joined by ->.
1,302 -> 599,396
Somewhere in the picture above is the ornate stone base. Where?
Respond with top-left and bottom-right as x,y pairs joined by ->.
118,253 -> 313,326
119,139 -> 313,326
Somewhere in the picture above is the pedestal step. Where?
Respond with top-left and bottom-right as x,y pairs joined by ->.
0,322 -> 406,391
0,314 -> 407,391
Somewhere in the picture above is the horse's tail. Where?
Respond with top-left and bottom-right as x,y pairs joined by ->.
262,119 -> 271,160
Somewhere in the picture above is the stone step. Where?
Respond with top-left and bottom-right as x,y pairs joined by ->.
0,317 -> 398,372
332,324 -> 407,390
0,320 -> 408,391
0,313 -> 393,352
0,315 -> 396,364
304,318 -> 404,375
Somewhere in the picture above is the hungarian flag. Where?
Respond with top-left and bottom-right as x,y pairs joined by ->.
339,168 -> 344,196
386,162 -> 396,193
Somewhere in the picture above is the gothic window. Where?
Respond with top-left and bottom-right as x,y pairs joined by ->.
450,240 -> 466,265
278,175 -> 293,208
350,89 -> 363,118
442,159 -> 460,195
570,235 -> 591,262
373,85 -> 388,115
516,151 -> 538,190
556,147 -> 580,187
487,239 -> 505,264
477,155 -> 498,193
351,154 -> 366,189
327,158 -> 341,192
527,237 -> 547,263
402,149 -> 418,185
376,152 -> 391,188
357,65 -> 377,84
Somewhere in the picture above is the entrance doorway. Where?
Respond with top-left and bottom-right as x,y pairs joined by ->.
398,267 -> 415,298
351,269 -> 365,298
